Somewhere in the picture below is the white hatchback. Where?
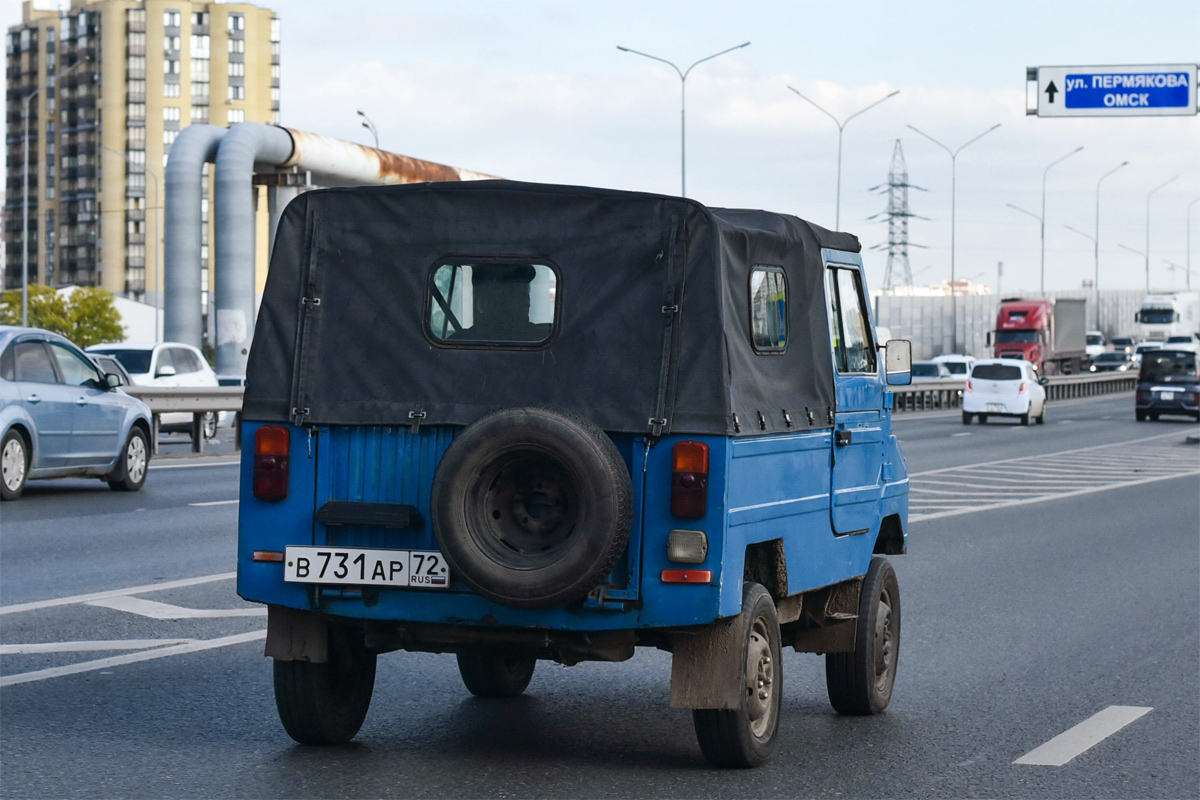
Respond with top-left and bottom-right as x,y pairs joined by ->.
962,359 -> 1047,425
86,342 -> 220,437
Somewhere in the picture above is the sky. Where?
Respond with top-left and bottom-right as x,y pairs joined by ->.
6,0 -> 1200,294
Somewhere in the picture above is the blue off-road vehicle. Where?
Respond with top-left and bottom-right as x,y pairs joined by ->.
237,180 -> 912,767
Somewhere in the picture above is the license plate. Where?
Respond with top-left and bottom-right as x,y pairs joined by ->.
987,403 -> 1005,412
1160,391 -> 1176,401
284,546 -> 449,589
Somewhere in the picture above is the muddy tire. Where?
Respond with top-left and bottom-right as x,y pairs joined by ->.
273,625 -> 376,745
693,582 -> 782,768
456,649 -> 536,698
432,407 -> 632,609
826,557 -> 900,715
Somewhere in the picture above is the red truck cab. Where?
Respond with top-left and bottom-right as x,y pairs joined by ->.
994,300 -> 1051,370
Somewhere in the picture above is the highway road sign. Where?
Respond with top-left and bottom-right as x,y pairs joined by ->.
1029,64 -> 1198,117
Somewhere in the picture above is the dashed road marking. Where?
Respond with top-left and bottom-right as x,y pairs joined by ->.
86,596 -> 265,619
0,573 -> 235,616
1014,706 -> 1153,766
188,499 -> 239,507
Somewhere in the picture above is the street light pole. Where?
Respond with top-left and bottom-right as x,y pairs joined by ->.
617,41 -> 750,197
106,147 -> 160,337
907,123 -> 1000,354
1145,176 -> 1179,291
1063,223 -> 1098,325
1185,196 -> 1199,292
1091,161 -> 1128,330
21,57 -> 89,327
1037,146 -> 1084,294
356,110 -> 378,149
786,86 -> 899,230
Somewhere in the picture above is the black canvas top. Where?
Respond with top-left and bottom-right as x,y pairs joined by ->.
243,180 -> 861,436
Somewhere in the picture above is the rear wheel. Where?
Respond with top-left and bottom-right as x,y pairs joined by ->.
274,624 -> 376,745
1148,413 -> 1159,421
1,429 -> 30,501
456,649 -> 536,697
978,414 -> 988,424
1020,412 -> 1030,426
106,427 -> 149,492
826,557 -> 900,715
693,582 -> 782,768
961,412 -> 972,425
1036,405 -> 1046,424
1136,411 -> 1147,421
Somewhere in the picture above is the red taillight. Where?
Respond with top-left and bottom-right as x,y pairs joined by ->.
1019,381 -> 1027,394
253,425 -> 290,501
671,441 -> 709,519
966,380 -> 973,392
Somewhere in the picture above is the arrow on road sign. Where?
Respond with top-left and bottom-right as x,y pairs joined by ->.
1045,81 -> 1058,103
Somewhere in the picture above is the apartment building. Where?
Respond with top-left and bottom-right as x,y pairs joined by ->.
4,0 -> 278,315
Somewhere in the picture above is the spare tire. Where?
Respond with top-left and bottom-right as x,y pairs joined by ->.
431,407 -> 633,609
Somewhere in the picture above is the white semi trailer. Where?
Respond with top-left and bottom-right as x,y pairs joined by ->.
1136,292 -> 1200,341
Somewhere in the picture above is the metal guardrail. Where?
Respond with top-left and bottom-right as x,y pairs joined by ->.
891,371 -> 1137,413
121,386 -> 244,454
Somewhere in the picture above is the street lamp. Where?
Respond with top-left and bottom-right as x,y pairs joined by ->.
1064,224 -> 1099,328
1145,176 -> 1179,290
1185,196 -> 1199,291
617,41 -> 751,197
106,147 -> 161,338
356,109 -> 378,149
1038,146 -> 1084,293
21,57 -> 90,326
907,122 -> 1001,354
1163,259 -> 1183,289
1090,161 -> 1129,329
786,86 -> 899,230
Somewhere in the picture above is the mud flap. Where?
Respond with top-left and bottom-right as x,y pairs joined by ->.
264,604 -> 327,663
669,613 -> 743,710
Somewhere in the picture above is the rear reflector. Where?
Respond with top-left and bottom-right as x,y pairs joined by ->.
252,550 -> 285,562
253,426 -> 290,501
661,569 -> 712,584
671,441 -> 709,519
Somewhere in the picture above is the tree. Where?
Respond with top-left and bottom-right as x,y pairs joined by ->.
0,285 -> 125,347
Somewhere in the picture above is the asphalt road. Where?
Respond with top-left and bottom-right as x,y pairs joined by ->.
1,392 -> 1197,799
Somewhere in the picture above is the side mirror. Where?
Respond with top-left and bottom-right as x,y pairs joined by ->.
1038,376 -> 1049,387
1134,311 -> 1141,322
884,339 -> 912,386
156,365 -> 177,378
986,331 -> 993,346
105,372 -> 123,389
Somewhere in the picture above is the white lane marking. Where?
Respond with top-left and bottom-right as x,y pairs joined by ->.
952,432 -> 971,437
0,630 -> 266,687
149,460 -> 239,471
911,469 -> 1198,522
86,596 -> 266,619
188,499 -> 239,507
1058,420 -> 1074,424
1014,706 -> 1153,766
910,430 -> 1183,477
0,639 -> 195,655
0,572 -> 235,616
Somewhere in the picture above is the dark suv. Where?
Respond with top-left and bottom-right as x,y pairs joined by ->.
1136,349 -> 1200,421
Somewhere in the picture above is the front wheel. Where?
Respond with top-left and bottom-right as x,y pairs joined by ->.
274,625 -> 377,745
1,429 -> 30,501
202,412 -> 219,440
106,427 -> 149,491
826,557 -> 900,715
456,649 -> 536,697
693,582 -> 782,768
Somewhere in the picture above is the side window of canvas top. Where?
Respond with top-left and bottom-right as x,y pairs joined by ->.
825,266 -> 876,373
749,266 -> 787,354
427,261 -> 558,347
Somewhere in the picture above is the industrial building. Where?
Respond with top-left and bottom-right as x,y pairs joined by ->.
4,0 -> 278,324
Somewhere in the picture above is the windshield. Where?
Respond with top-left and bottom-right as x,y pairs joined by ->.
911,363 -> 940,377
1166,336 -> 1192,343
89,348 -> 152,374
1140,351 -> 1198,382
1139,308 -> 1176,324
995,330 -> 1038,344
1096,353 -> 1127,363
1086,334 -> 1103,345
941,361 -> 968,374
1112,338 -> 1133,347
972,364 -> 1022,381
1135,344 -> 1160,354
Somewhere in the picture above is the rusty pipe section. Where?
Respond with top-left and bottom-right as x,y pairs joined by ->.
277,127 -> 497,187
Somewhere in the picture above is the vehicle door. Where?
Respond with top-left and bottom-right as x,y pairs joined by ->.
11,339 -> 74,469
824,258 -> 885,536
47,341 -> 124,467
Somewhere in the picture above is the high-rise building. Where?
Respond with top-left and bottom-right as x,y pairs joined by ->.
5,0 -> 279,315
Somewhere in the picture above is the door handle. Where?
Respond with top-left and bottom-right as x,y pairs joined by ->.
76,396 -> 89,406
27,394 -> 40,404
835,429 -> 853,446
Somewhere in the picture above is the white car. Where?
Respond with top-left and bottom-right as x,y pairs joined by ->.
962,359 -> 1047,426
86,342 -> 220,438
1085,330 -> 1107,359
932,353 -> 976,378
1163,335 -> 1199,353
